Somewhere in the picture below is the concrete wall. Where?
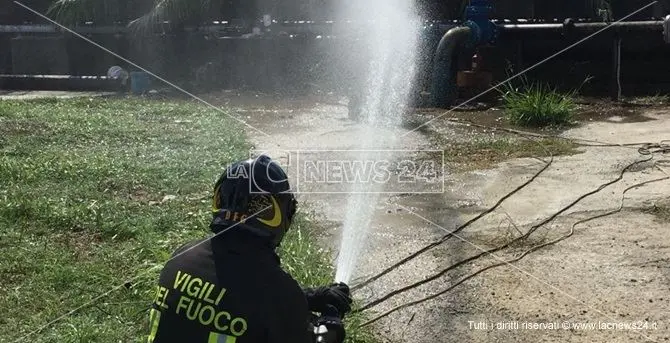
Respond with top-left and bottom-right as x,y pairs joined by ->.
11,36 -> 69,74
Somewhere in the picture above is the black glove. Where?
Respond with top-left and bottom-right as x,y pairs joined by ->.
304,282 -> 352,317
313,305 -> 346,343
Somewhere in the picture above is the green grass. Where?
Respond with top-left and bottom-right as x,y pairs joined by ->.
0,97 -> 374,343
502,82 -> 577,127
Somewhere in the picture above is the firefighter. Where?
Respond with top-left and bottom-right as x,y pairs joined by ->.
148,155 -> 352,343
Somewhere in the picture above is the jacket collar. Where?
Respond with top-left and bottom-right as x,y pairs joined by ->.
211,232 -> 281,265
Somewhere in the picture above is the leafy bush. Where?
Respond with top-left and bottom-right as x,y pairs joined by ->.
502,82 -> 577,127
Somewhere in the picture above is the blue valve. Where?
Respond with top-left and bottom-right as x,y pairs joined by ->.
464,0 -> 498,47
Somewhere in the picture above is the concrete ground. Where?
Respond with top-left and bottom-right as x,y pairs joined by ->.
0,90 -> 116,100
216,92 -> 670,343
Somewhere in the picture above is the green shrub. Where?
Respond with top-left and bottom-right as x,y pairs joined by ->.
502,82 -> 576,127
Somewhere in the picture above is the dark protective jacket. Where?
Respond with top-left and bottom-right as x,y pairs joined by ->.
147,232 -> 313,343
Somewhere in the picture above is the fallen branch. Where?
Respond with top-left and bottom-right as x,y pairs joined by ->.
359,158 -> 667,327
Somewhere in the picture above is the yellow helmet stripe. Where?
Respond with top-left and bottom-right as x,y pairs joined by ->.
257,195 -> 282,228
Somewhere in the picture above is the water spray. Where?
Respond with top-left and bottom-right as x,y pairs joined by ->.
333,0 -> 421,284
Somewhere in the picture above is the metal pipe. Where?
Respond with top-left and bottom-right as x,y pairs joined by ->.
611,36 -> 622,101
430,26 -> 473,108
0,20 -> 665,33
501,24 -> 562,31
0,25 -> 56,33
501,20 -> 665,34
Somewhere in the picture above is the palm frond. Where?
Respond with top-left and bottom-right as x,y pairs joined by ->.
48,0 -> 124,25
128,0 -> 213,32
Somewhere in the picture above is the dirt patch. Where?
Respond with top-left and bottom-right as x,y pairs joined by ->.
52,231 -> 104,260
577,106 -> 656,124
442,137 -> 579,171
97,179 -> 155,203
640,198 -> 670,223
421,118 -> 581,172
410,97 -> 663,138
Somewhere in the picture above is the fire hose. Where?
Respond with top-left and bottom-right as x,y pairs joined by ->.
310,305 -> 346,343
